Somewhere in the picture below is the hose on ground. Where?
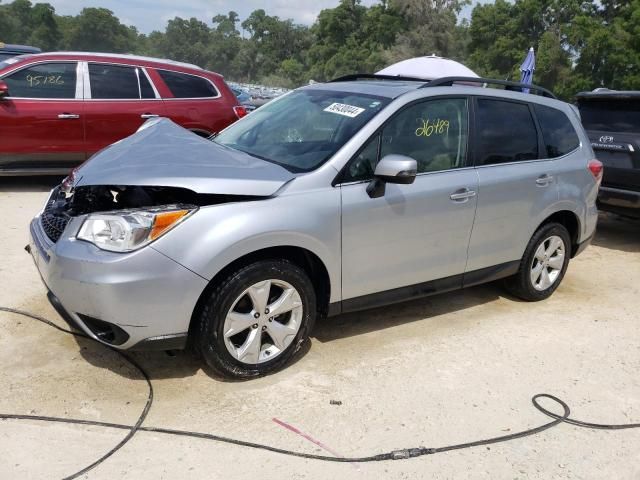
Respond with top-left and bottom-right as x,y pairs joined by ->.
1,306 -> 639,478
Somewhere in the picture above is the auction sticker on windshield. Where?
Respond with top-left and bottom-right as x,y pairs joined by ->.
324,103 -> 365,118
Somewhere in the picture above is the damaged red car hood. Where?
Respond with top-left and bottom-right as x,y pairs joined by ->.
74,118 -> 295,196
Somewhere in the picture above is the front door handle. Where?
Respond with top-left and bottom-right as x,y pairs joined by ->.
450,188 -> 477,202
140,113 -> 159,119
536,174 -> 554,186
57,113 -> 79,119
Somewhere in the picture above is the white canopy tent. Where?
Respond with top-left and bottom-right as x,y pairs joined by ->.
377,55 -> 479,81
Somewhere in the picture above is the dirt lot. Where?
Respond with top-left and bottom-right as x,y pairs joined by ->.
1,177 -> 639,479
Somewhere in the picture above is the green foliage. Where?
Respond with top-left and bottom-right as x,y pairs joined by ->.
1,0 -> 640,97
61,8 -> 137,52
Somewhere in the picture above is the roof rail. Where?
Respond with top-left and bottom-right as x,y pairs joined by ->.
422,76 -> 557,99
329,73 -> 429,83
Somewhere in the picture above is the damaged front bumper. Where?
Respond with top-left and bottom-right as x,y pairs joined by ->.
28,212 -> 208,351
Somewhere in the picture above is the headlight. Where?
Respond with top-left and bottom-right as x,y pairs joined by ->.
77,205 -> 196,252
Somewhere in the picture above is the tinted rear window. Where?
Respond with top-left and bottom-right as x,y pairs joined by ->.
475,99 -> 538,165
534,104 -> 580,158
157,70 -> 218,98
579,100 -> 640,134
89,63 -> 140,99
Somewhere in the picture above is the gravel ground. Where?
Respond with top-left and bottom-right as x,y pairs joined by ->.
1,176 -> 639,479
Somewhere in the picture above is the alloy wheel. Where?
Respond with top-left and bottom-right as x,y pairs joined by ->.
222,279 -> 303,364
530,235 -> 565,291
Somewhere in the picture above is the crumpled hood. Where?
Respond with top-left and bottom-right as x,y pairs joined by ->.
74,118 -> 295,196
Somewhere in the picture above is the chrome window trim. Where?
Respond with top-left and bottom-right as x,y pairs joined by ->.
156,68 -> 221,100
0,60 -> 81,100
141,67 -> 160,99
74,62 -> 83,99
81,61 -> 90,99
84,61 -> 162,101
335,165 -> 476,187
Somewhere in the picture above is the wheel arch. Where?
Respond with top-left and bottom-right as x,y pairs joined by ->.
535,210 -> 581,257
188,246 -> 332,341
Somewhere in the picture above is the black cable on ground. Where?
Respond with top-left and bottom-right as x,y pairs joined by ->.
1,306 -> 640,477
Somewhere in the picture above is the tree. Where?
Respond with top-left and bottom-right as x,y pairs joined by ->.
62,8 -> 137,52
385,0 -> 469,62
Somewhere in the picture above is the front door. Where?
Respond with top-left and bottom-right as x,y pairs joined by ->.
83,62 -> 166,157
340,97 -> 479,303
0,61 -> 84,173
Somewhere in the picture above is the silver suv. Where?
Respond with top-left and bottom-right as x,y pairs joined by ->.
28,76 -> 600,378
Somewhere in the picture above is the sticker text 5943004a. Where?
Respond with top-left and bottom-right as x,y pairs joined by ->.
324,103 -> 365,118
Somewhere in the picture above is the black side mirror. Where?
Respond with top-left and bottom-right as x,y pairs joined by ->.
366,154 -> 418,198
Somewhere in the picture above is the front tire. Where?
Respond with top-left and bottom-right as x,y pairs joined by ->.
196,259 -> 316,379
504,223 -> 571,301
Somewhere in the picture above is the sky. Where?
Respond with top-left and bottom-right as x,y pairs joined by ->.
45,0 -> 493,34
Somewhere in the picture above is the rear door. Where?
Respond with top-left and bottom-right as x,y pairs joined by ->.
0,61 -> 84,173
83,62 -> 166,157
465,97 -> 558,272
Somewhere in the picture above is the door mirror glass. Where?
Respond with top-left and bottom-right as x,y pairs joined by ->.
0,80 -> 8,99
374,154 -> 417,184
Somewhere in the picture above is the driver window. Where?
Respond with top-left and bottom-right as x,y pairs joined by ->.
3,62 -> 77,99
343,97 -> 468,182
381,97 -> 468,173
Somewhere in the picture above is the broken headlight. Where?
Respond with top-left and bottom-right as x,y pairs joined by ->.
77,205 -> 196,252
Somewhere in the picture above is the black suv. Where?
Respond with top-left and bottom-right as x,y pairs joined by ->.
0,43 -> 41,62
577,89 -> 640,218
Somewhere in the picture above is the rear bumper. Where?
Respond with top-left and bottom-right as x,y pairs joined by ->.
29,216 -> 207,350
598,186 -> 640,218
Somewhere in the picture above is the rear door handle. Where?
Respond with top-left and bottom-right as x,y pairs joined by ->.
140,113 -> 159,119
57,113 -> 79,119
450,188 -> 477,202
536,174 -> 554,186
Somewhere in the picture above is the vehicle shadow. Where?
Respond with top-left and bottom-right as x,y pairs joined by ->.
0,176 -> 65,193
71,283 -> 500,381
313,282 -> 503,343
72,323 -> 312,383
592,212 -> 640,253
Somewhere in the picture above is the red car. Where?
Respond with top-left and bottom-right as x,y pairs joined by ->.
0,52 -> 246,175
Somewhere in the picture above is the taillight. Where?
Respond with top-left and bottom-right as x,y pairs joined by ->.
233,105 -> 248,119
588,159 -> 603,186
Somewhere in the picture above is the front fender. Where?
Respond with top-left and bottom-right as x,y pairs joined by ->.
151,188 -> 342,302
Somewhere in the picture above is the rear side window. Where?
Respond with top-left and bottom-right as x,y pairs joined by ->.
3,62 -> 77,99
534,104 -> 580,158
158,70 -> 218,98
89,63 -> 154,99
475,99 -> 538,166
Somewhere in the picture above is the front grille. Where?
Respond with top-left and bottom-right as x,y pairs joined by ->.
40,189 -> 71,243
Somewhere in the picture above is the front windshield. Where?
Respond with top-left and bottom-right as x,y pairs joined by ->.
214,89 -> 389,172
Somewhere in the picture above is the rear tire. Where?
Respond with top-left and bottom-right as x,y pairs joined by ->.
504,223 -> 571,301
196,259 -> 316,379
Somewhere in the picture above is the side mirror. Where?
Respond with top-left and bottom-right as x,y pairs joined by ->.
366,154 -> 417,198
0,80 -> 8,99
